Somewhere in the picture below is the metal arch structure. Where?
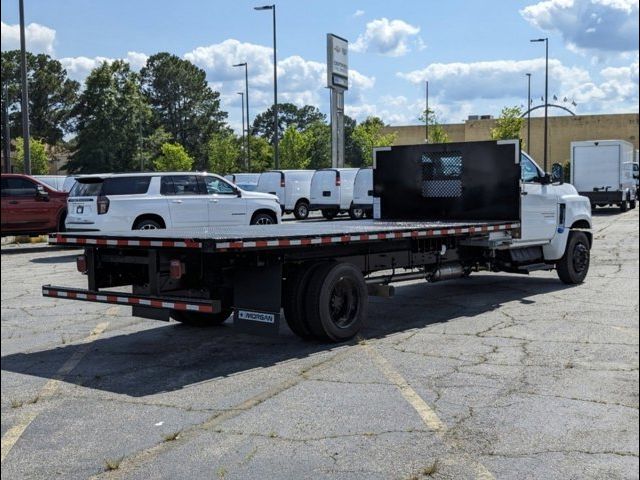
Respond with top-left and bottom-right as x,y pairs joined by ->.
520,104 -> 576,117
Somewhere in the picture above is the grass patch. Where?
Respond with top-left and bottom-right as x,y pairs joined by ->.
216,466 -> 227,478
162,431 -> 180,442
26,395 -> 40,405
10,399 -> 23,409
104,457 -> 123,471
421,460 -> 439,476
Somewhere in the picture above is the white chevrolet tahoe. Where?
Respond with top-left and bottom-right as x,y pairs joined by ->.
65,172 -> 281,232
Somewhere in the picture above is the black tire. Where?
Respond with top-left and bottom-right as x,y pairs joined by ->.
631,199 -> 637,209
282,264 -> 322,339
134,219 -> 163,230
556,231 -> 590,284
293,200 -> 310,220
348,205 -> 365,220
321,209 -> 338,220
305,262 -> 367,342
620,200 -> 628,212
251,212 -> 276,225
170,309 -> 232,327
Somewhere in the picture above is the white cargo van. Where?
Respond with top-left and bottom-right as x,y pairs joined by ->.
225,173 -> 261,192
255,170 -> 315,219
309,168 -> 362,219
351,168 -> 373,218
570,140 -> 636,211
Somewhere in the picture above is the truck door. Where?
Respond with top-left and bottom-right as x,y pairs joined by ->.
201,175 -> 246,225
518,153 -> 558,243
161,175 -> 209,227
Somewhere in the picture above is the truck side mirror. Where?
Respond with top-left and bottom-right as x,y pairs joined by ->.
551,163 -> 564,184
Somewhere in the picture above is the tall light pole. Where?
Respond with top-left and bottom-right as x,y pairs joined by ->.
425,80 -> 429,143
531,37 -> 549,171
526,73 -> 531,153
254,4 -> 279,169
19,0 -> 31,174
233,62 -> 250,170
238,91 -> 246,169
2,84 -> 11,173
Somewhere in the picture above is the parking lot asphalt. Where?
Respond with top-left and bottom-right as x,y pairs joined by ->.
1,209 -> 638,480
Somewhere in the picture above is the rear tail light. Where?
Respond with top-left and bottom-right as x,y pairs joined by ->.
335,173 -> 341,186
97,195 -> 110,215
170,259 -> 184,279
280,175 -> 286,188
76,255 -> 87,273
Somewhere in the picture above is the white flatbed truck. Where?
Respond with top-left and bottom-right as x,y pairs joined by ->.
43,140 -> 593,342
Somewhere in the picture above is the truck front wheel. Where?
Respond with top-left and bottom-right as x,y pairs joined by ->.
170,309 -> 232,327
305,262 -> 367,342
556,231 -> 590,284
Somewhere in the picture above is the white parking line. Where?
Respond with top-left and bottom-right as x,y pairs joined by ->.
361,342 -> 495,480
1,321 -> 110,463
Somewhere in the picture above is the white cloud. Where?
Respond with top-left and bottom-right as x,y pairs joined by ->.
398,58 -> 591,101
351,18 -> 421,56
185,39 -> 374,114
521,0 -> 639,53
1,21 -> 56,55
353,9 -> 365,17
59,52 -> 149,81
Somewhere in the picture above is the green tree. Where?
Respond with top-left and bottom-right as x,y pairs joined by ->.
207,131 -> 241,175
67,60 -> 152,173
139,127 -> 172,171
153,142 -> 193,171
351,116 -> 396,166
343,115 -> 363,167
418,108 -> 449,144
141,53 -> 228,168
251,103 -> 325,142
14,137 -> 49,174
303,121 -> 331,169
279,126 -> 310,169
490,106 -> 524,144
1,50 -> 80,145
248,135 -> 273,172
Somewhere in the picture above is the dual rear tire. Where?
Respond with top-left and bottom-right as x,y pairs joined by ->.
283,262 -> 367,342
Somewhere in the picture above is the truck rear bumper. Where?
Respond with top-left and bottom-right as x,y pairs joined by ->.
42,285 -> 220,313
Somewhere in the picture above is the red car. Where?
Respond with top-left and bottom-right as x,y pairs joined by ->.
1,173 -> 68,236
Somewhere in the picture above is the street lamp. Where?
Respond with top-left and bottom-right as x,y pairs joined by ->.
238,92 -> 246,169
425,80 -> 429,143
526,73 -> 531,153
233,62 -> 250,170
254,4 -> 279,169
19,0 -> 31,174
530,37 -> 549,171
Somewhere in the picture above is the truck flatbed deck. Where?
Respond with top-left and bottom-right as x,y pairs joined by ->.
50,219 -> 520,251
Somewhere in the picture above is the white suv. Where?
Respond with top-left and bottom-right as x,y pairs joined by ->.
65,172 -> 281,232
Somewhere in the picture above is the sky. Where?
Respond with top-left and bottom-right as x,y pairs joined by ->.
1,0 -> 638,133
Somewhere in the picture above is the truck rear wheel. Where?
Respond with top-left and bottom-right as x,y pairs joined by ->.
556,231 -> 590,284
349,206 -> 365,220
170,309 -> 232,327
620,200 -> 628,212
305,262 -> 367,342
282,264 -> 321,339
293,200 -> 310,220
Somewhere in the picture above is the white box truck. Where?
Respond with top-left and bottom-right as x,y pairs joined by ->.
224,173 -> 261,191
255,170 -> 315,219
570,140 -> 637,211
309,168 -> 362,219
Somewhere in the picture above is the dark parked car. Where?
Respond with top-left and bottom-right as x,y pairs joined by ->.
1,174 -> 68,236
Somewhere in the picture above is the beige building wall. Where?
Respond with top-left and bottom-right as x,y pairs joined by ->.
384,113 -> 639,168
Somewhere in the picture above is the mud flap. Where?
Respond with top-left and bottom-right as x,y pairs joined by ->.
232,264 -> 282,336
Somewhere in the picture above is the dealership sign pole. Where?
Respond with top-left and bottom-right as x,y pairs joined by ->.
327,34 -> 348,168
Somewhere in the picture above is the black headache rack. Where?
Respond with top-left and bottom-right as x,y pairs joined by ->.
42,140 -> 523,341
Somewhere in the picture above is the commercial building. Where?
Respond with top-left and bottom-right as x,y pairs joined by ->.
383,113 -> 639,167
